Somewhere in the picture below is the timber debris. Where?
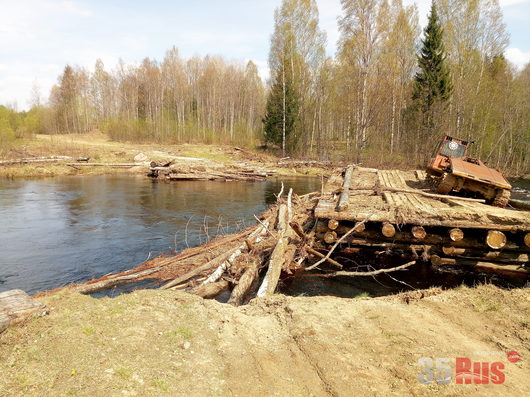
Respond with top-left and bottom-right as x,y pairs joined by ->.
149,161 -> 275,182
39,165 -> 528,304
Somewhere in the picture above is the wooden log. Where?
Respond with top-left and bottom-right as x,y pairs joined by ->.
256,191 -> 296,297
0,156 -> 73,165
324,231 -> 337,244
228,258 -> 260,306
161,232 -> 257,289
449,228 -> 464,242
289,221 -> 308,241
76,267 -> 161,294
411,226 -> 427,240
316,229 -> 529,253
66,163 -> 144,167
328,219 -> 339,230
486,230 -> 507,250
442,246 -> 529,263
382,223 -> 396,238
431,256 -> 529,276
0,290 -> 46,333
257,237 -> 288,297
337,165 -> 354,212
190,280 -> 229,299
524,233 -> 530,248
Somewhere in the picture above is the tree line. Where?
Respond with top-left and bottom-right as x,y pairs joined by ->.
264,0 -> 529,174
2,0 -> 529,174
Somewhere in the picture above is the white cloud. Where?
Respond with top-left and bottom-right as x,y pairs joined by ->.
505,47 -> 530,68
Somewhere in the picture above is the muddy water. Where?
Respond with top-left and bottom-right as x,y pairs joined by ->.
0,175 -> 320,295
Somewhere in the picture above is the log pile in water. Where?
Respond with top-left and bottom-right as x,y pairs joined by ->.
149,161 -> 274,182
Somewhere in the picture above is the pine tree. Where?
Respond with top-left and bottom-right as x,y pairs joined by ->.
263,65 -> 299,153
413,1 -> 452,114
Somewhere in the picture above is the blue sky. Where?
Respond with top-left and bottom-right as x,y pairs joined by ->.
1,0 -> 529,110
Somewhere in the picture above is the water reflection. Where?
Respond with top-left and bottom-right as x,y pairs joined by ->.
0,175 -> 320,295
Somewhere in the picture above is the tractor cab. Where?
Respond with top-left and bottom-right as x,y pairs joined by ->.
427,135 -> 470,176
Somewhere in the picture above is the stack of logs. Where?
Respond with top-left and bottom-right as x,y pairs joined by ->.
315,218 -> 530,276
149,161 -> 275,182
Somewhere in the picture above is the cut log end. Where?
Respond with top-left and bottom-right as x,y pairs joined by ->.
354,222 -> 366,233
411,226 -> 427,240
524,233 -> 530,248
328,219 -> 339,230
324,231 -> 338,244
381,223 -> 396,238
486,230 -> 507,250
449,228 -> 464,242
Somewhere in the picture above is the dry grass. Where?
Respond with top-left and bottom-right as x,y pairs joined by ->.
0,133 -> 326,178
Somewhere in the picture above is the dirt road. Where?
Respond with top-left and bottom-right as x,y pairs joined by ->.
1,284 -> 528,396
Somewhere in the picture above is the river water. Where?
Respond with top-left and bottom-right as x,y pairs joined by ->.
0,175 -> 320,295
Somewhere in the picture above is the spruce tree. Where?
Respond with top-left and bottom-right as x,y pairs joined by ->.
413,1 -> 452,115
263,66 -> 299,154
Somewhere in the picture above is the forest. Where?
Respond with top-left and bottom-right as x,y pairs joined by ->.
1,0 -> 529,174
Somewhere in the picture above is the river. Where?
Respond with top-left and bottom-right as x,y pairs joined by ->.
0,175 -> 320,295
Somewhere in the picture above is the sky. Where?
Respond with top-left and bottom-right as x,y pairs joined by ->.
0,0 -> 529,111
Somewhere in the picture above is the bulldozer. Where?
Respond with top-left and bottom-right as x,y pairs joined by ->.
426,135 -> 512,207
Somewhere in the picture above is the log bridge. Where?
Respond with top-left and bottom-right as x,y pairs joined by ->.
314,165 -> 530,276
38,165 -> 528,305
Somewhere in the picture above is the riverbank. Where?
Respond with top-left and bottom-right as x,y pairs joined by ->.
1,284 -> 528,396
0,133 -> 328,178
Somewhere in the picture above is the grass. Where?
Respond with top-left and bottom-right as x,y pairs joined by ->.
355,292 -> 370,298
0,132 -> 327,178
164,326 -> 193,341
473,298 -> 502,312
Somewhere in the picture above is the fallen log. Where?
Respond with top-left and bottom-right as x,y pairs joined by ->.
1,290 -> 47,333
76,267 -> 160,294
227,258 -> 261,306
257,190 -> 294,297
0,156 -> 73,165
189,280 -> 229,299
431,256 -> 529,276
66,163 -> 145,167
441,246 -> 529,263
337,165 -> 354,212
